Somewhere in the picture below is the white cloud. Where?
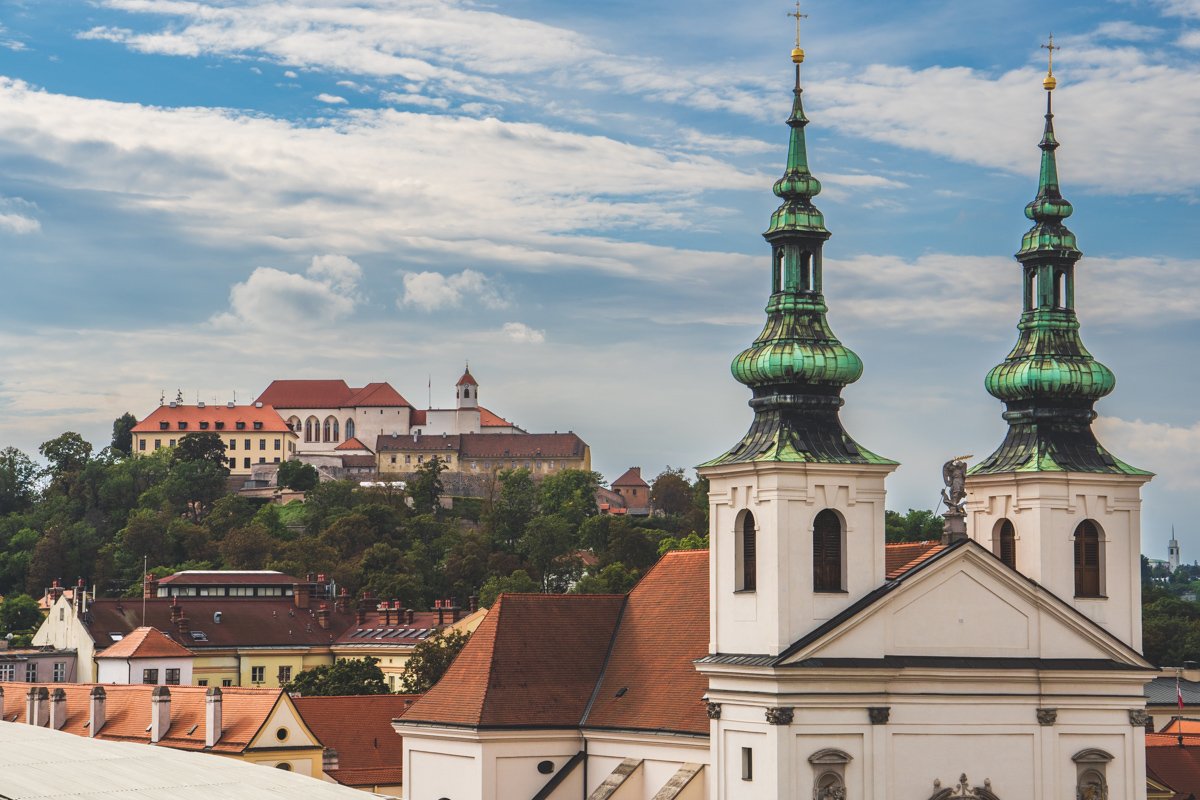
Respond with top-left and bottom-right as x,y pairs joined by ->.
380,91 -> 450,109
501,322 -> 545,343
400,269 -> 506,311
1179,30 -> 1200,49
1095,417 -> 1200,489
1157,0 -> 1200,18
0,197 -> 41,235
213,255 -> 362,329
1090,21 -> 1164,42
315,93 -> 347,104
0,24 -> 26,51
283,70 -> 298,79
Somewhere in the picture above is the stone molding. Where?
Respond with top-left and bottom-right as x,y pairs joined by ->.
765,706 -> 794,725
1128,709 -> 1151,727
868,706 -> 890,725
706,702 -> 722,720
1036,707 -> 1058,726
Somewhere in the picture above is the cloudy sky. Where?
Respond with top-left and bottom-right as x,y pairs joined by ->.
0,0 -> 1197,557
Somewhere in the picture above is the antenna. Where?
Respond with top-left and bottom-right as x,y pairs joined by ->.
142,554 -> 148,620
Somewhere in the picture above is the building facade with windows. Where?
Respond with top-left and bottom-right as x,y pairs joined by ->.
131,402 -> 297,476
375,431 -> 590,478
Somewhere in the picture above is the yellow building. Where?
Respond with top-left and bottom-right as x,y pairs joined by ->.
131,401 -> 298,476
376,431 -> 591,478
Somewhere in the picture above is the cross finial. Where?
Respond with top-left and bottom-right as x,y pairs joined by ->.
1041,33 -> 1059,91
788,1 -> 807,49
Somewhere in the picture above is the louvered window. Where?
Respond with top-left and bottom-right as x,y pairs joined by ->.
998,519 -> 1016,570
740,512 -> 757,592
813,509 -> 843,592
1074,520 -> 1102,597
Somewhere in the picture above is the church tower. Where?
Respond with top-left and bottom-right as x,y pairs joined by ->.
455,365 -> 481,434
698,30 -> 896,658
965,47 -> 1152,650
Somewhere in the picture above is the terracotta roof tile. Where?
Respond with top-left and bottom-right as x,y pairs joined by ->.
256,380 -> 410,409
1146,740 -> 1200,797
132,404 -> 292,433
478,406 -> 510,427
611,467 -> 649,489
95,627 -> 193,660
409,409 -> 428,426
334,437 -> 372,452
346,382 -> 411,408
292,695 -> 418,788
456,370 -> 478,387
584,550 -> 709,735
400,593 -> 623,729
884,541 -> 946,579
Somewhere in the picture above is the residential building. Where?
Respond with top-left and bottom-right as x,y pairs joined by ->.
0,644 -> 77,684
1147,670 -> 1200,730
94,626 -> 194,685
0,682 -> 326,777
293,694 -> 420,796
395,43 -> 1156,800
0,721 -> 369,800
150,569 -> 303,599
611,466 -> 651,514
131,401 -> 297,477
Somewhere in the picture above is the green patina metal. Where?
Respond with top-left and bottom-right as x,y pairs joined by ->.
703,62 -> 893,468
972,90 -> 1148,477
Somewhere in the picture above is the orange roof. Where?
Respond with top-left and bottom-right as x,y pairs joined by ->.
334,437 -> 371,452
0,684 -> 282,754
132,404 -> 292,433
401,593 -> 624,729
456,369 -> 478,387
1162,719 -> 1200,735
611,467 -> 649,489
478,406 -> 512,427
256,380 -> 410,409
293,695 -> 419,788
884,540 -> 946,579
584,550 -> 709,735
96,627 -> 193,660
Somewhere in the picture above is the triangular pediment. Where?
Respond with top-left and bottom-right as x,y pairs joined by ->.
779,542 -> 1151,669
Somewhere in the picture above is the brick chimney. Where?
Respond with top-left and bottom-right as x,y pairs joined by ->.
294,582 -> 311,609
451,599 -> 462,623
49,688 -> 68,730
469,595 -> 478,613
335,588 -> 349,615
48,579 -> 63,605
355,597 -> 367,625
323,748 -> 340,773
26,686 -> 49,726
204,686 -> 222,747
382,602 -> 391,626
316,602 -> 330,630
144,573 -> 159,599
406,608 -> 415,625
150,686 -> 171,743
169,596 -> 182,624
436,599 -> 445,627
89,686 -> 106,737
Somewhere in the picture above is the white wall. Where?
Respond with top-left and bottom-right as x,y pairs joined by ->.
96,656 -> 193,686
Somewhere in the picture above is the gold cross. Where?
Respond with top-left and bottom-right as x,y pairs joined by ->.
1041,33 -> 1058,76
788,1 -> 807,49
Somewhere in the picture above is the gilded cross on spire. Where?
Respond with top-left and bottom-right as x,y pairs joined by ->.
789,1 -> 807,63
1041,33 -> 1058,90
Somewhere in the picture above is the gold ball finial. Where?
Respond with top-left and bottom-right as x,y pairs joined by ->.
1043,74 -> 1057,91
1041,34 -> 1059,92
792,46 -> 805,64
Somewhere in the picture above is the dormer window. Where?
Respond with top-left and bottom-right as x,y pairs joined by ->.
178,422 -> 188,430
215,422 -> 225,430
199,422 -> 209,430
159,422 -> 169,430
236,422 -> 246,430
253,421 -> 263,430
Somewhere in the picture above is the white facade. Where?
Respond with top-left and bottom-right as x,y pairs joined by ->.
32,595 -> 98,682
281,405 -> 411,455
96,654 -> 194,686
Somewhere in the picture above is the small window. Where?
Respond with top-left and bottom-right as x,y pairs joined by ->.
25,663 -> 37,682
236,421 -> 246,430
222,679 -> 233,687
243,457 -> 250,469
996,519 -> 1016,569
737,510 -> 757,592
741,747 -> 753,781
259,439 -> 266,450
813,509 -> 844,592
251,666 -> 265,684
276,763 -> 292,771
177,422 -> 187,430
1074,520 -> 1103,597
168,439 -> 176,448
159,421 -> 169,430
215,422 -> 225,430
253,421 -> 263,430
199,421 -> 209,430
244,439 -> 250,450
143,668 -> 159,684
228,458 -> 236,469
229,439 -> 236,450
198,679 -> 208,687
165,668 -> 181,685
154,439 -> 161,450
52,662 -> 66,682
274,439 -> 281,450
138,439 -> 146,451
275,726 -> 289,741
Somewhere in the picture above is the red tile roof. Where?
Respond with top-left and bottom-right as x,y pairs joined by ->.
456,369 -> 478,387
95,627 -> 193,660
478,406 -> 512,427
1146,740 -> 1200,798
376,432 -> 585,458
400,593 -> 624,729
292,695 -> 419,788
884,541 -> 946,579
611,467 -> 649,489
334,437 -> 371,452
584,550 -> 709,735
0,683 -> 284,754
377,433 -> 462,453
158,571 -> 299,587
256,380 -> 409,409
333,609 -> 452,645
82,598 -> 356,651
132,404 -> 292,433
409,409 -> 428,426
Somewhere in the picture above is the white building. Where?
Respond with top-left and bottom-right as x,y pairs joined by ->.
394,45 -> 1156,800
94,627 -> 194,686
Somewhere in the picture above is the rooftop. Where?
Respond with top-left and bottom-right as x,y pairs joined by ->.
158,570 -> 300,587
131,404 -> 292,434
255,380 -> 410,409
292,694 -> 419,788
95,626 -> 193,660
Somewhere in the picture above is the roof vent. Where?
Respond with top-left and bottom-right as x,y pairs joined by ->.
226,401 -> 235,408
255,402 -> 263,408
197,401 -> 205,408
213,611 -> 222,624
169,401 -> 178,408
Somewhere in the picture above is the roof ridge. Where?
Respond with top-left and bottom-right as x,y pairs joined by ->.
578,595 -> 629,729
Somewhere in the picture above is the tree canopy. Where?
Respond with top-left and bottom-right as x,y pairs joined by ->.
277,459 -> 319,491
398,629 -> 471,694
283,656 -> 390,696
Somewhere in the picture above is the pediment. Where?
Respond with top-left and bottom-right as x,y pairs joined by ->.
779,542 -> 1150,668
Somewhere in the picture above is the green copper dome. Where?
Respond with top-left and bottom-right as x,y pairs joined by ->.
732,295 -> 863,388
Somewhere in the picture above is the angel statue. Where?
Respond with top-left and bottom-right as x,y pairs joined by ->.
941,457 -> 969,515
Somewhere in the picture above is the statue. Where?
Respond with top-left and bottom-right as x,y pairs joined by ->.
939,456 -> 971,544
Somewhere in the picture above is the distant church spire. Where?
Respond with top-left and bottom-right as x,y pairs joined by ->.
972,40 -> 1146,476
703,18 -> 891,468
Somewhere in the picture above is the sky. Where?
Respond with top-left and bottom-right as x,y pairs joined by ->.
0,0 -> 1197,558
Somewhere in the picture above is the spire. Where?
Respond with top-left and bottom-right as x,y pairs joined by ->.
703,21 -> 892,468
972,41 -> 1146,477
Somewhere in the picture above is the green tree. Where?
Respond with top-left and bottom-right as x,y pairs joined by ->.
398,629 -> 471,694
39,431 -> 93,492
304,480 -> 357,535
573,562 -> 640,595
478,569 -> 539,608
657,531 -> 709,556
277,459 -> 319,491
110,412 -> 138,456
203,495 -> 258,540
650,467 -> 692,516
488,468 -> 536,549
0,447 -> 40,514
885,509 -> 944,543
284,656 -> 389,696
408,456 -> 447,514
163,459 -> 229,522
219,524 -> 276,569
0,593 -> 41,633
537,469 -> 602,528
517,515 -> 577,591
174,432 -> 228,466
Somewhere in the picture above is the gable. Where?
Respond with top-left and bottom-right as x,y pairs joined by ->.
781,542 -> 1150,668
247,695 -> 320,751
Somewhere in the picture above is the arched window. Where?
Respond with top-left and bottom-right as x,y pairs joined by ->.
1054,270 -> 1067,309
304,417 -> 319,443
287,416 -> 301,434
737,510 -> 756,592
1025,268 -> 1037,310
464,387 -> 471,399
345,418 -> 355,441
1073,520 -> 1103,597
813,509 -> 843,592
995,518 -> 1016,570
773,248 -> 783,294
322,416 -> 338,443
800,252 -> 812,291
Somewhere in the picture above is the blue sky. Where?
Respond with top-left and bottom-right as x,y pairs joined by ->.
0,0 -> 1197,558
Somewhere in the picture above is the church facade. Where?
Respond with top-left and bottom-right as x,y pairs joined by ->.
395,37 -> 1154,800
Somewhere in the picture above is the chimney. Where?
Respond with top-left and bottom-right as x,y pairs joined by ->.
49,580 -> 63,604
144,574 -> 159,599
89,686 -> 106,737
355,598 -> 366,626
436,603 -> 445,627
294,583 -> 311,609
323,747 -> 340,773
316,602 -> 330,630
335,588 -> 349,615
469,595 -> 478,613
406,608 -> 415,625
169,596 -> 182,623
205,686 -> 223,747
49,688 -> 68,730
150,686 -> 171,743
451,600 -> 462,623
176,611 -> 190,635
382,604 -> 391,626
27,686 -> 49,726
75,578 -> 85,611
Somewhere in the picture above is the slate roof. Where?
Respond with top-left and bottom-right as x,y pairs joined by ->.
292,695 -> 419,788
583,550 -> 709,736
256,380 -> 410,409
400,593 -> 624,729
82,598 -> 356,651
95,627 -> 193,660
132,404 -> 292,433
158,571 -> 299,587
0,684 -> 284,755
1148,677 -> 1200,707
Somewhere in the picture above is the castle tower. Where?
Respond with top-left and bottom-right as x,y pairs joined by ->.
698,31 -> 897,659
455,365 -> 481,434
965,49 -> 1152,649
